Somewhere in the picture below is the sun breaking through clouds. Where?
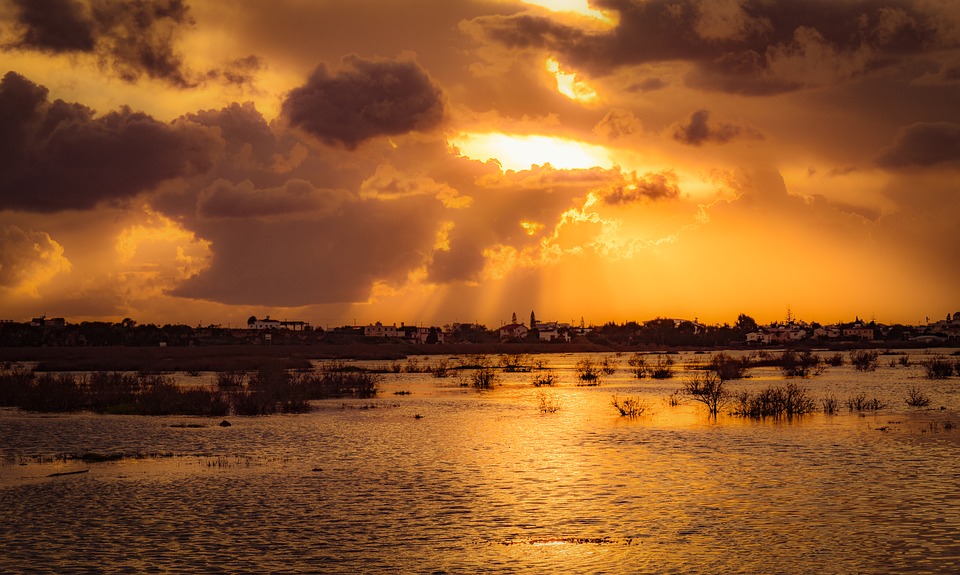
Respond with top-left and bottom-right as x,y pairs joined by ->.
1,0 -> 958,328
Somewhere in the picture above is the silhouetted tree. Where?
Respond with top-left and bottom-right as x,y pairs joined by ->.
736,313 -> 758,334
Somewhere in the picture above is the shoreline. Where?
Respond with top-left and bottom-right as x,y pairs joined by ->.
1,341 -> 956,372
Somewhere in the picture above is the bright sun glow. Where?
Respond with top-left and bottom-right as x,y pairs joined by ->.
546,58 -> 597,102
452,133 -> 614,171
519,0 -> 614,24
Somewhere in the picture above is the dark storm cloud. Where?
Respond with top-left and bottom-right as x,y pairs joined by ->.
599,171 -> 681,204
204,55 -> 265,87
467,0 -> 952,94
282,54 -> 445,149
673,109 -> 761,146
170,196 -> 441,306
6,0 -> 194,86
0,71 -> 218,212
197,179 -> 352,220
876,122 -> 960,168
426,236 -> 487,284
8,0 -> 95,53
5,0 -> 257,88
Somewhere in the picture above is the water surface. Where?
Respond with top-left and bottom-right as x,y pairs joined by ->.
2,350 -> 959,573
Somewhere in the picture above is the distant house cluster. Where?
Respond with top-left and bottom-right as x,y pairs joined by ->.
362,321 -> 443,344
246,316 -> 310,331
30,315 -> 66,328
496,320 -> 590,343
745,313 -> 960,345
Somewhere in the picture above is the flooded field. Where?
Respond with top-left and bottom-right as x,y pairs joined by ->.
2,350 -> 960,573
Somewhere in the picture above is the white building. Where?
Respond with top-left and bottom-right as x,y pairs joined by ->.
364,321 -> 399,338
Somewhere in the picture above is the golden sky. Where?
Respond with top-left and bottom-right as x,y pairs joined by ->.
1,0 -> 959,328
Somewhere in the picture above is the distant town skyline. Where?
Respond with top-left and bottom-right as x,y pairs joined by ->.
2,1 -> 958,330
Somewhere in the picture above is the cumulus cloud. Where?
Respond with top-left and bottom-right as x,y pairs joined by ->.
673,109 -> 762,146
876,122 -> 960,168
282,54 -> 445,149
0,225 -> 71,295
0,72 -> 219,212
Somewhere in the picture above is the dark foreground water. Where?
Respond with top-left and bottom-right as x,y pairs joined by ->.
2,351 -> 959,574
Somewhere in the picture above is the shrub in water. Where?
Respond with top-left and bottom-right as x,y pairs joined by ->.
627,353 -> 648,379
779,350 -> 822,378
845,393 -> 886,411
733,383 -> 816,418
824,353 -> 844,367
537,390 -> 561,413
473,366 -> 497,390
532,370 -> 558,387
710,352 -> 750,380
649,355 -> 675,380
923,356 -> 954,379
611,394 -> 647,417
575,358 -> 602,385
905,386 -> 931,407
850,350 -> 879,372
682,371 -> 727,415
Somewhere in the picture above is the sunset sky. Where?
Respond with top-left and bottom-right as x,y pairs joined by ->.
1,0 -> 958,329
